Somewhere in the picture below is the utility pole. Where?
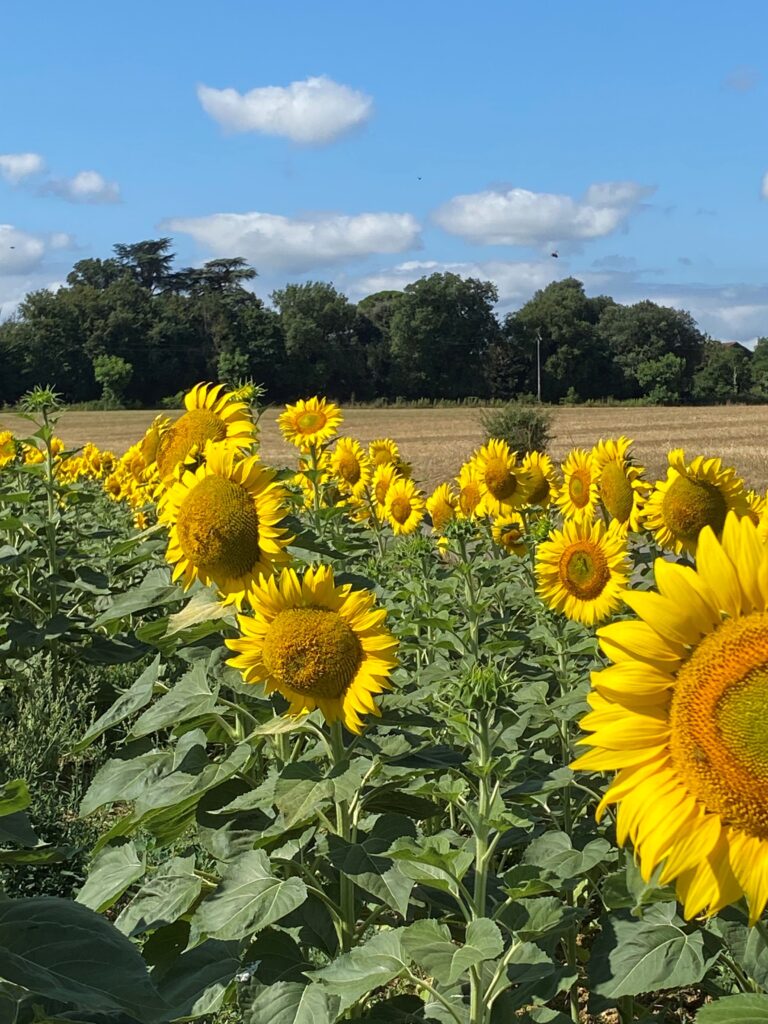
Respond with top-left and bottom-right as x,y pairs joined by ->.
536,329 -> 542,403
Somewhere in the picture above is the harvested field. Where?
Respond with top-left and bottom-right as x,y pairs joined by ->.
2,404 -> 766,492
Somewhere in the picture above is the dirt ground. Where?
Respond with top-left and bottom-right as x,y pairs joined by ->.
2,405 -> 766,493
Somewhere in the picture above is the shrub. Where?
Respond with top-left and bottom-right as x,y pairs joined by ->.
480,401 -> 553,453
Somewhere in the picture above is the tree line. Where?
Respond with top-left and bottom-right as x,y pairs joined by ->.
0,238 -> 765,407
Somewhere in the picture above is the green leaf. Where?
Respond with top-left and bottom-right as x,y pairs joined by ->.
0,897 -> 167,1022
0,810 -> 42,849
243,982 -> 338,1024
76,842 -> 146,913
523,832 -> 613,886
91,582 -> 182,627
166,590 -> 233,635
590,905 -> 716,998
313,929 -> 408,1012
328,814 -> 417,916
189,849 -> 307,944
73,656 -> 160,751
130,662 -> 218,738
115,855 -> 202,936
246,929 -> 313,984
0,780 -> 30,817
697,995 -> 768,1022
153,938 -> 239,1019
80,744 -> 170,817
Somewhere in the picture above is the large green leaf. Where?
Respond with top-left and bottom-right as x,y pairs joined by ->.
313,929 -> 409,1012
328,814 -> 416,916
130,663 -> 218,738
0,897 -> 166,1022
522,832 -> 613,886
0,780 -> 30,817
590,905 -> 716,998
243,982 -> 338,1024
189,849 -> 307,944
116,855 -> 202,936
80,744 -> 170,817
74,656 -> 160,751
697,995 -> 768,1022
153,938 -> 239,1019
91,582 -> 182,627
76,841 -> 146,913
402,917 -> 503,987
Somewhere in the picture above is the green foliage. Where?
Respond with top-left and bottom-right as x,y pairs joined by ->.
480,401 -> 553,453
93,352 -> 133,407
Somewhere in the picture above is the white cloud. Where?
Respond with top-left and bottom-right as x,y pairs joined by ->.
0,152 -> 45,184
433,181 -> 655,247
197,75 -> 373,144
0,225 -> 47,274
45,170 -> 120,204
48,232 -> 75,250
164,210 -> 420,273
761,172 -> 768,199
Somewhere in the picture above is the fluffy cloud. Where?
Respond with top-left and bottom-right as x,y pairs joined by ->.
0,225 -> 47,274
45,170 -> 120,204
164,210 -> 420,273
197,75 -> 373,144
0,152 -> 45,184
433,181 -> 655,247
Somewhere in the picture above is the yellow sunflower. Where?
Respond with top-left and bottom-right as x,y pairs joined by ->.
536,518 -> 629,626
492,512 -> 527,556
226,564 -> 398,734
426,483 -> 458,534
643,448 -> 748,555
329,437 -> 371,497
0,431 -> 17,467
456,461 -> 486,520
278,396 -> 343,450
371,463 -> 401,520
385,477 -> 426,536
368,437 -> 400,467
591,436 -> 648,534
159,444 -> 291,607
472,438 -> 531,516
155,383 -> 257,482
745,488 -> 766,526
521,451 -> 559,507
555,448 -> 599,523
573,513 -> 768,923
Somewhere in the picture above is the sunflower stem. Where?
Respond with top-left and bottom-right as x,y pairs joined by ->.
330,720 -> 356,957
468,711 -> 494,1024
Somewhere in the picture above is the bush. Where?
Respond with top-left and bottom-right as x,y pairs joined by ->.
480,401 -> 553,454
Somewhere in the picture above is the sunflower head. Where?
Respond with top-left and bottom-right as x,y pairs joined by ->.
385,477 -> 426,536
371,463 -> 401,519
330,437 -> 371,497
156,384 -> 257,482
426,483 -> 458,534
0,431 -> 18,467
278,396 -> 343,450
642,448 -> 747,554
521,451 -> 559,507
536,518 -> 629,626
556,448 -> 598,523
471,438 -> 531,515
368,438 -> 400,467
455,461 -> 485,520
591,436 -> 648,533
226,564 -> 398,734
573,512 -> 768,923
745,488 -> 765,526
492,512 -> 527,556
160,443 -> 291,607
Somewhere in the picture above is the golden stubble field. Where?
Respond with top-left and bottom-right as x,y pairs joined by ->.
2,405 -> 766,492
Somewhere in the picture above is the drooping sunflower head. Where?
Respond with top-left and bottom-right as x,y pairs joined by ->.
555,448 -> 599,522
278,396 -> 343,450
535,518 -> 629,626
521,451 -> 559,507
226,564 -> 398,734
0,430 -> 18,467
329,437 -> 372,497
573,512 -> 768,923
426,483 -> 458,534
642,448 -> 748,555
455,461 -> 485,520
139,416 -> 170,472
591,436 -> 648,534
159,443 -> 291,607
368,437 -> 400,467
492,512 -> 527,556
385,477 -> 426,536
155,383 -> 257,482
371,463 -> 401,519
471,438 -> 531,515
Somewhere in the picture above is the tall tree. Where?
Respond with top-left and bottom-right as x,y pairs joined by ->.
113,238 -> 175,292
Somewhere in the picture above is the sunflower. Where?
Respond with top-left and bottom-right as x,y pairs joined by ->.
591,436 -> 648,534
426,483 -> 457,534
745,488 -> 766,527
329,438 -> 371,497
492,513 -> 527,556
555,448 -> 599,523
573,513 -> 768,923
0,430 -> 17,468
155,383 -> 257,482
226,564 -> 398,734
521,451 -> 559,507
385,477 -> 426,536
371,463 -> 401,520
456,461 -> 486,520
472,438 -> 531,516
159,444 -> 291,607
643,449 -> 748,555
536,518 -> 629,626
278,396 -> 343,450
368,438 -> 400,467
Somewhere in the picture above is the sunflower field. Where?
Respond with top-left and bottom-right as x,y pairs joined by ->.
2,383 -> 768,1024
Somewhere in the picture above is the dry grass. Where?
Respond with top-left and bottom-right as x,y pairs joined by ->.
2,405 -> 767,492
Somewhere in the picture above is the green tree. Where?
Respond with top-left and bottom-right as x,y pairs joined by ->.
113,238 -> 175,292
693,341 -> 753,402
92,354 -> 133,407
388,273 -> 500,399
750,337 -> 768,397
635,352 -> 686,404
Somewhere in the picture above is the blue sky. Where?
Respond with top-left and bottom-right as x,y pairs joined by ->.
2,0 -> 767,340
